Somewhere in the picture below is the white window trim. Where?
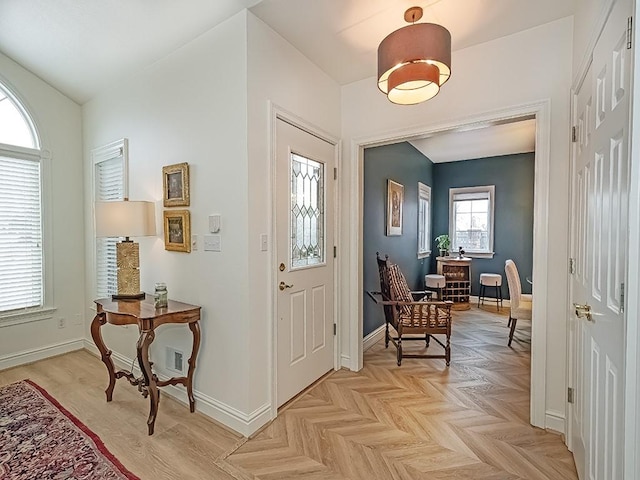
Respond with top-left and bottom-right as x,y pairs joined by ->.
417,182 -> 432,259
0,83 -> 53,325
449,185 -> 495,258
91,139 -> 129,300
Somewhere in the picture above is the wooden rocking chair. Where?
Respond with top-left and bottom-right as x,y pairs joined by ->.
368,253 -> 453,366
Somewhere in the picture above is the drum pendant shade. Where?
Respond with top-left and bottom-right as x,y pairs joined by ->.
388,62 -> 440,105
377,9 -> 451,105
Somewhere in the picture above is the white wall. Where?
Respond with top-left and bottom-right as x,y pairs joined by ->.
340,17 -> 574,430
82,12 -> 255,434
573,0 -> 613,77
0,52 -> 85,369
81,10 -> 341,436
246,13 -> 341,415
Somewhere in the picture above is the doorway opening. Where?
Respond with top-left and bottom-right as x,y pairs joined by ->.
349,101 -> 551,429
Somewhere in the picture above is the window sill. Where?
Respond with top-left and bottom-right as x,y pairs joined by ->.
463,251 -> 495,259
0,307 -> 57,328
418,251 -> 431,260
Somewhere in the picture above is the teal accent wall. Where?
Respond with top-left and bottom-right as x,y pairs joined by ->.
431,153 -> 535,298
363,143 -> 434,337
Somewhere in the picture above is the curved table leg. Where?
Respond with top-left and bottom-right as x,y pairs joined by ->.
137,330 -> 159,435
90,312 -> 116,402
187,321 -> 201,413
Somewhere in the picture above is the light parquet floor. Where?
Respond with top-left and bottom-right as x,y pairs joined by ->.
0,305 -> 577,479
221,305 -> 578,480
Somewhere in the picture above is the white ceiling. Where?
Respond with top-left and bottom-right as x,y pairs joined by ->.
410,118 -> 537,163
250,0 -> 578,86
0,0 -> 574,160
0,0 -> 577,104
0,0 -> 262,104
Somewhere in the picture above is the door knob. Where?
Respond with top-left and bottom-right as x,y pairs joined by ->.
573,303 -> 593,322
279,281 -> 293,291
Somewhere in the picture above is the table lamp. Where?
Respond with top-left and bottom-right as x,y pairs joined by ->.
95,199 -> 156,299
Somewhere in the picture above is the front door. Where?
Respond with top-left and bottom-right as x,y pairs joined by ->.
275,118 -> 335,407
569,0 -> 631,478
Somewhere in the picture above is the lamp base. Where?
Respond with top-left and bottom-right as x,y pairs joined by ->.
112,292 -> 146,300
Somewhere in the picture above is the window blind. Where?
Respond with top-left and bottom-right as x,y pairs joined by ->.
95,156 -> 124,297
0,156 -> 43,312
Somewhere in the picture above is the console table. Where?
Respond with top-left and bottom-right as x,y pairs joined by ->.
436,256 -> 472,310
91,296 -> 201,435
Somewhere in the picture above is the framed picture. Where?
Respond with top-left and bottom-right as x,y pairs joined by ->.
163,210 -> 191,252
386,179 -> 404,236
163,162 -> 190,207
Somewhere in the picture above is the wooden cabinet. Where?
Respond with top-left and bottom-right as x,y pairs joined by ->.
436,256 -> 472,310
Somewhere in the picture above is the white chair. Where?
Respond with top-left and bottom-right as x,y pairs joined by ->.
504,259 -> 532,346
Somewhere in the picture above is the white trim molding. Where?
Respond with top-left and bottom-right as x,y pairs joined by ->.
623,1 -> 640,476
363,325 -> 385,352
545,409 -> 566,435
449,185 -> 495,257
0,338 -> 84,370
83,341 -> 270,437
0,307 -> 56,328
348,100 -> 551,430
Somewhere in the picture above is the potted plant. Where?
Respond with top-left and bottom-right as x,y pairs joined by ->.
435,234 -> 451,257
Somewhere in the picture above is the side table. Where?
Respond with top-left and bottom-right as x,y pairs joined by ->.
91,296 -> 201,435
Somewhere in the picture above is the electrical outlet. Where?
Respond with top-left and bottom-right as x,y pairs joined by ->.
166,346 -> 184,373
57,318 -> 66,329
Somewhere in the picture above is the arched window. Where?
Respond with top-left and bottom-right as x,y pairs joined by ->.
0,82 -> 44,314
0,87 -> 38,149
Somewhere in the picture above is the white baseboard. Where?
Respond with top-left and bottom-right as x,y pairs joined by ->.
545,410 -> 566,434
470,295 -> 511,308
83,340 -> 270,437
340,353 -> 351,369
363,325 -> 385,351
0,338 -> 84,371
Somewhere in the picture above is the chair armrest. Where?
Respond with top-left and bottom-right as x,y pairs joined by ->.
409,290 -> 433,301
366,290 -> 382,304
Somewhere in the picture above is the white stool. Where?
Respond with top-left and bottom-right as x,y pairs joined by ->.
479,273 -> 503,310
425,274 -> 446,300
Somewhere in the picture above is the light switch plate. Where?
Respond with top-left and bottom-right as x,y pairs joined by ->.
204,234 -> 221,252
260,234 -> 268,251
209,214 -> 221,233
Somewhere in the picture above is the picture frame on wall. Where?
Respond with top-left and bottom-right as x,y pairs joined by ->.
387,179 -> 404,236
163,162 -> 190,207
163,210 -> 191,252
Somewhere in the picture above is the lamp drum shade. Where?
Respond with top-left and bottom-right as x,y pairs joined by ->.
377,23 -> 452,94
95,200 -> 156,238
387,62 -> 440,105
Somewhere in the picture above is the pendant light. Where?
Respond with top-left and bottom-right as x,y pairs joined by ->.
377,6 -> 452,105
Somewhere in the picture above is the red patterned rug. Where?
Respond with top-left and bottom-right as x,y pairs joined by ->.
0,380 -> 139,479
